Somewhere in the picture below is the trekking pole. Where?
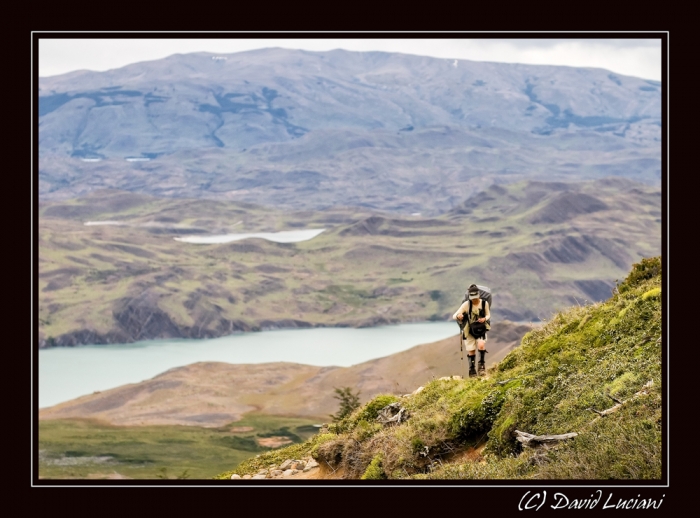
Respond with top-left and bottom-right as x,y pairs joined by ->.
458,319 -> 465,379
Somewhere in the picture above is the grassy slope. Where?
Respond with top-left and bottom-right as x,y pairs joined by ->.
215,257 -> 662,480
39,414 -> 319,480
39,178 -> 660,345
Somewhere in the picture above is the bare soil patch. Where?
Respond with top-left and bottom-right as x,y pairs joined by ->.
230,426 -> 255,433
257,436 -> 294,448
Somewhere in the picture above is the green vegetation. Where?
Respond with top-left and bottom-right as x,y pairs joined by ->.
361,453 -> 386,480
215,257 -> 662,479
39,414 -> 318,479
330,387 -> 362,422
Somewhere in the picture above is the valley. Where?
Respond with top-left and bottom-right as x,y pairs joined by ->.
38,178 -> 661,347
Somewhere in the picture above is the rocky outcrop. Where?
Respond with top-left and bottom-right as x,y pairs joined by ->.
230,457 -> 320,480
112,293 -> 182,341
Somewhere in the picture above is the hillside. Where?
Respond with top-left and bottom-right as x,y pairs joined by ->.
38,178 -> 660,347
39,320 -> 533,426
216,257 -> 662,480
38,49 -> 660,213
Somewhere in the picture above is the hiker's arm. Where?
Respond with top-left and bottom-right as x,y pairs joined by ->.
478,301 -> 490,323
453,301 -> 469,320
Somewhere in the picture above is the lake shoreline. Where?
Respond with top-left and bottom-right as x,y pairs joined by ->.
38,314 -> 455,349
39,321 -> 468,408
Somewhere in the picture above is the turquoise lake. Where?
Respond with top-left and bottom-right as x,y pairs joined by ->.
38,321 -> 458,409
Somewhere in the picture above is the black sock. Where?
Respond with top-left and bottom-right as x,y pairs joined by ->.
469,356 -> 475,368
479,350 -> 486,363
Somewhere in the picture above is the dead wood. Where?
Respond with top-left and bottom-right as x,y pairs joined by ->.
514,430 -> 578,447
376,402 -> 410,425
588,380 -> 654,417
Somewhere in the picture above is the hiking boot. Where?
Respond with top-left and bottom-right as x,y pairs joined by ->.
478,362 -> 486,376
468,366 -> 477,378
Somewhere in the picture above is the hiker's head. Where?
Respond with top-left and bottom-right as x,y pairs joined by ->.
468,285 -> 480,302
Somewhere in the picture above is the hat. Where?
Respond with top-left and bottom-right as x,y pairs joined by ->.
468,285 -> 480,299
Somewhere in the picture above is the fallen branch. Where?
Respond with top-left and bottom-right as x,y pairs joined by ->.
497,378 -> 518,385
607,394 -> 624,405
588,380 -> 654,417
588,403 -> 622,417
514,430 -> 578,447
638,335 -> 653,346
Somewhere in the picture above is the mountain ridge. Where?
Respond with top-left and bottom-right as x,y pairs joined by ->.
39,49 -> 661,213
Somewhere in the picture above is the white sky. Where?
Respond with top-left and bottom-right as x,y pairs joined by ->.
37,36 -> 663,81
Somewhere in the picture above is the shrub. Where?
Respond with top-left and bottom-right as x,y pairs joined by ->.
330,387 -> 361,422
620,256 -> 661,291
356,395 -> 399,422
411,437 -> 425,454
449,388 -> 506,442
361,453 -> 386,480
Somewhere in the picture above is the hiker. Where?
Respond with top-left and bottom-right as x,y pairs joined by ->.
453,284 -> 491,377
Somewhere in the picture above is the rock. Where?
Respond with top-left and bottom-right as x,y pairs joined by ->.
303,459 -> 319,472
270,470 -> 283,477
412,386 -> 424,395
291,461 -> 305,470
283,469 -> 295,477
252,474 -> 267,479
230,474 -> 241,479
242,475 -> 252,479
279,460 -> 293,470
256,469 -> 268,475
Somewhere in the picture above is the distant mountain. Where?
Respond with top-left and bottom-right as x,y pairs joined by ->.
38,49 -> 661,214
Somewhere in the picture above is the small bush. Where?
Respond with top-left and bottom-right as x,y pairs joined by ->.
411,437 -> 425,454
449,388 -> 506,442
620,256 -> 661,290
361,453 -> 385,480
330,387 -> 361,422
356,395 -> 399,422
